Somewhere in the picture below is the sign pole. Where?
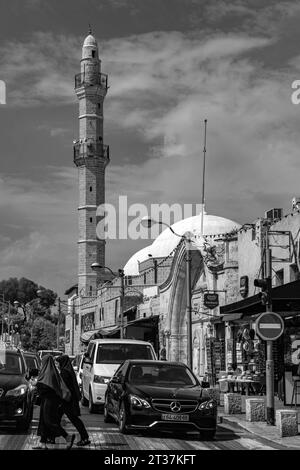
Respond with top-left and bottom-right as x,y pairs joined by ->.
265,229 -> 275,425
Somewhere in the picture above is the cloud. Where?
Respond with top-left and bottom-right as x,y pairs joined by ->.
1,23 -> 300,288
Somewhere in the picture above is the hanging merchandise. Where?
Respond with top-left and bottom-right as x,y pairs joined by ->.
237,328 -> 243,343
242,328 -> 250,340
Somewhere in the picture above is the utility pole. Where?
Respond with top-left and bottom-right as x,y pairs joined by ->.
119,269 -> 125,340
265,222 -> 275,425
57,298 -> 61,350
186,238 -> 192,370
71,299 -> 75,355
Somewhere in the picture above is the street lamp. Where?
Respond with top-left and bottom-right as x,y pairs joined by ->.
140,216 -> 194,370
91,263 -> 125,339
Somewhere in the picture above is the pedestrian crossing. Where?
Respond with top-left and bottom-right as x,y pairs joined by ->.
16,425 -> 283,451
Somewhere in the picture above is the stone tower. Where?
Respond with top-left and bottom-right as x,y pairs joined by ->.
74,30 -> 109,296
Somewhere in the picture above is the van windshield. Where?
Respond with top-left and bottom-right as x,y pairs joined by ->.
95,344 -> 154,364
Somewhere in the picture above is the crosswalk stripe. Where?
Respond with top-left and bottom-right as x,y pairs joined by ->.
186,441 -> 211,451
237,438 -> 276,450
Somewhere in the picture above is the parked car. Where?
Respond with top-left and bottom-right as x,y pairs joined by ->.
23,352 -> 41,401
81,339 -> 157,413
104,360 -> 217,439
37,350 -> 63,360
0,348 -> 38,430
72,354 -> 84,390
23,352 -> 41,371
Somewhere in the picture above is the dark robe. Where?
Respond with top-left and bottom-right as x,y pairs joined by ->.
36,355 -> 67,442
56,355 -> 81,416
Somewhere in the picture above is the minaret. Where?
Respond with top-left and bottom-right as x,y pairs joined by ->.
74,29 -> 109,296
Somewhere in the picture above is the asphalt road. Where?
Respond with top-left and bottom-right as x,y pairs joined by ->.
0,404 -> 294,450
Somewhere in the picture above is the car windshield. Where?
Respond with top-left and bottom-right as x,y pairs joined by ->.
0,351 -> 23,375
127,364 -> 198,387
40,351 -> 62,358
95,344 -> 154,364
25,356 -> 38,370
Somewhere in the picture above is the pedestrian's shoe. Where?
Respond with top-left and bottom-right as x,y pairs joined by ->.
76,438 -> 91,447
65,433 -> 75,450
32,443 -> 48,450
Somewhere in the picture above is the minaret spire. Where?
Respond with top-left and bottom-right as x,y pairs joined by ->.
88,23 -> 92,35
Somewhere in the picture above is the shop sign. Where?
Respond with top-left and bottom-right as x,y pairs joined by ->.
240,275 -> 249,298
256,312 -> 284,341
204,292 -> 219,309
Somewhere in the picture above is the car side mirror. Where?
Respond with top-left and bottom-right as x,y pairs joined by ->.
111,376 -> 121,384
83,356 -> 92,365
73,365 -> 78,372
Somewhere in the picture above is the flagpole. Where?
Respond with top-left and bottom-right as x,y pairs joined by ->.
201,119 -> 207,236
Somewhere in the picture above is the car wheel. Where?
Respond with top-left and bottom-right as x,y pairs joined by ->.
199,430 -> 216,440
88,390 -> 98,414
104,397 -> 114,423
81,390 -> 88,407
118,401 -> 129,434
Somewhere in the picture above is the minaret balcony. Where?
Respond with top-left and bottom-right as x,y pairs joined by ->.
73,141 -> 110,165
75,72 -> 108,90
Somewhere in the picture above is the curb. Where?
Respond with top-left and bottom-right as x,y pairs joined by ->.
219,414 -> 298,449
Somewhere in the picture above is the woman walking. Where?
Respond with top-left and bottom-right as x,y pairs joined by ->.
33,355 -> 75,450
56,354 -> 90,447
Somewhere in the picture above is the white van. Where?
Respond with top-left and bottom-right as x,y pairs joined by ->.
81,339 -> 157,413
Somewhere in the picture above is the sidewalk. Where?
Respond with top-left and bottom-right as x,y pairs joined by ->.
218,395 -> 300,449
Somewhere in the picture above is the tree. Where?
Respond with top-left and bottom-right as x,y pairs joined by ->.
0,277 -> 58,350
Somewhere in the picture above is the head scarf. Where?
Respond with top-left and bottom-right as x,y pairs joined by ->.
56,354 -> 81,401
37,355 -> 62,398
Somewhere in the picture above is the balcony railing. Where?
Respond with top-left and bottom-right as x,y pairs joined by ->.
73,141 -> 110,165
75,72 -> 108,90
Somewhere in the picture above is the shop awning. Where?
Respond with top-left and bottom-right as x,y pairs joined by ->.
220,279 -> 300,317
126,315 -> 159,329
97,325 -> 120,336
221,313 -> 243,321
80,329 -> 99,343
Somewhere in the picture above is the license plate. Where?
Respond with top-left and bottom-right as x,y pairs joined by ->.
161,414 -> 189,422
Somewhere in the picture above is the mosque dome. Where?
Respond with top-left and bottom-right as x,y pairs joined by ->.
83,34 -> 98,47
123,212 -> 241,276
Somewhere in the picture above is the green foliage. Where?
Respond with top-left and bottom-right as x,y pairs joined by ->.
0,277 -> 58,351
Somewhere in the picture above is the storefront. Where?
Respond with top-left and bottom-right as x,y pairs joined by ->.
219,279 -> 300,403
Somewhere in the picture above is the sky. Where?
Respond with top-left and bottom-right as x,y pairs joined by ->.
1,0 -> 300,297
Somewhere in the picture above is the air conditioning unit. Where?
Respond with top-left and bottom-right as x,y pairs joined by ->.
264,208 -> 283,222
292,197 -> 300,211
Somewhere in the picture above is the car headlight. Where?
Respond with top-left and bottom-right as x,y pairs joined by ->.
198,399 -> 215,410
130,394 -> 150,409
6,385 -> 27,397
94,375 -> 111,384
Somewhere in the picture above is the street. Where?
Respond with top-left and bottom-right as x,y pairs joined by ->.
0,405 -> 295,450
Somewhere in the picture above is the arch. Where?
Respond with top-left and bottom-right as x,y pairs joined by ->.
165,241 -> 203,364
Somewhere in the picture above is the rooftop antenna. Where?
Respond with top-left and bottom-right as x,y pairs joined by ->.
201,119 -> 208,236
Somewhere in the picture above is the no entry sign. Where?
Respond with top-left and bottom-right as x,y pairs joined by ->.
256,312 -> 284,341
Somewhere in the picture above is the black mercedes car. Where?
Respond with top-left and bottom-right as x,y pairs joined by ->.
104,360 -> 217,439
0,348 -> 38,431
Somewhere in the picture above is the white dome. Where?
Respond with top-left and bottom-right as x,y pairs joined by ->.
151,213 -> 241,258
123,213 -> 241,276
124,245 -> 153,276
83,34 -> 98,47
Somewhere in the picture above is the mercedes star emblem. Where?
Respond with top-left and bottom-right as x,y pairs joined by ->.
170,401 -> 181,413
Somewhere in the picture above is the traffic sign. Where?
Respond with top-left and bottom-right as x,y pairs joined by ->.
256,312 -> 284,341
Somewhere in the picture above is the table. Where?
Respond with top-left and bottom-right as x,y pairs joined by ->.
218,378 -> 258,396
